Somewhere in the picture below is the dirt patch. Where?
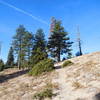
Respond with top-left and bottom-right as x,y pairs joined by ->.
0,68 -> 56,100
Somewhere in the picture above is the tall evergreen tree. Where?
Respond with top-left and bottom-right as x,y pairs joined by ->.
6,46 -> 14,68
66,41 -> 73,59
12,25 -> 34,69
31,47 -> 47,65
34,29 -> 46,51
31,29 -> 47,65
48,20 -> 73,62
24,31 -> 34,65
12,25 -> 27,69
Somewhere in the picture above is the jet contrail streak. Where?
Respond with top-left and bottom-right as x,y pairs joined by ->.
0,0 -> 49,25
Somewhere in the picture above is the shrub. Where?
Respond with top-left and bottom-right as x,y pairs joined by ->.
31,47 -> 48,67
0,59 -> 4,71
62,60 -> 73,67
33,83 -> 56,100
33,88 -> 54,100
29,59 -> 54,76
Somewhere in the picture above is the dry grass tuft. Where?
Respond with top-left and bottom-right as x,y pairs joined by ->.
72,81 -> 84,89
82,61 -> 98,72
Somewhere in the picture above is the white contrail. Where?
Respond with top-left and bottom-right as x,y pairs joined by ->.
0,0 -> 49,25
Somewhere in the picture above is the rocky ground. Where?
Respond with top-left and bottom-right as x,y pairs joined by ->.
0,52 -> 100,100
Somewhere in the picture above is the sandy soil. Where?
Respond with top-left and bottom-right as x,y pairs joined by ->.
0,68 -> 55,100
0,52 -> 100,100
52,52 -> 100,100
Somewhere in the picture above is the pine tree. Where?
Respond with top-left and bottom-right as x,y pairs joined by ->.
12,25 -> 27,69
12,25 -> 34,69
48,20 -> 73,62
24,31 -> 34,66
31,29 -> 47,66
34,29 -> 46,51
6,47 -> 14,68
66,41 -> 73,59
31,47 -> 47,65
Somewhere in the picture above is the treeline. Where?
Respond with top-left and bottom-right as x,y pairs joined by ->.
0,18 -> 73,71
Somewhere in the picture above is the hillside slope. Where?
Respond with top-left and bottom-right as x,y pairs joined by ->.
53,52 -> 100,100
0,52 -> 100,100
0,69 -> 56,100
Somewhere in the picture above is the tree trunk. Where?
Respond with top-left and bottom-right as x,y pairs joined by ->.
57,47 -> 61,62
58,53 -> 60,62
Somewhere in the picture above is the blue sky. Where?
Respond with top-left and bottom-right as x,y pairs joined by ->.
0,0 -> 100,62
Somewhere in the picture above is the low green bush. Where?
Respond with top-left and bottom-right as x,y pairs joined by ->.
62,60 -> 73,67
33,82 -> 56,100
29,59 -> 54,76
33,88 -> 54,100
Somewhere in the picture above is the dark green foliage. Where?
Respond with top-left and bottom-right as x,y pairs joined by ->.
12,25 -> 34,69
48,20 -> 73,62
33,88 -> 53,100
12,25 -> 26,69
67,53 -> 73,59
0,59 -> 4,71
10,20 -> 73,70
29,59 -> 54,76
62,60 -> 73,67
31,29 -> 47,66
6,47 -> 14,68
33,83 -> 56,100
34,29 -> 46,51
24,31 -> 34,62
67,46 -> 73,59
31,48 -> 47,66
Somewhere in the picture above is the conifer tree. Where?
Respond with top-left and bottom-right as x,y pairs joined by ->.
12,25 -> 34,69
12,25 -> 27,69
24,31 -> 34,66
48,20 -> 73,62
6,46 -> 14,68
34,29 -> 46,51
31,47 -> 47,65
31,29 -> 47,66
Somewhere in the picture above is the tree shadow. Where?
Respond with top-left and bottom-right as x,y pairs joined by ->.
0,69 -> 29,83
54,65 -> 61,69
